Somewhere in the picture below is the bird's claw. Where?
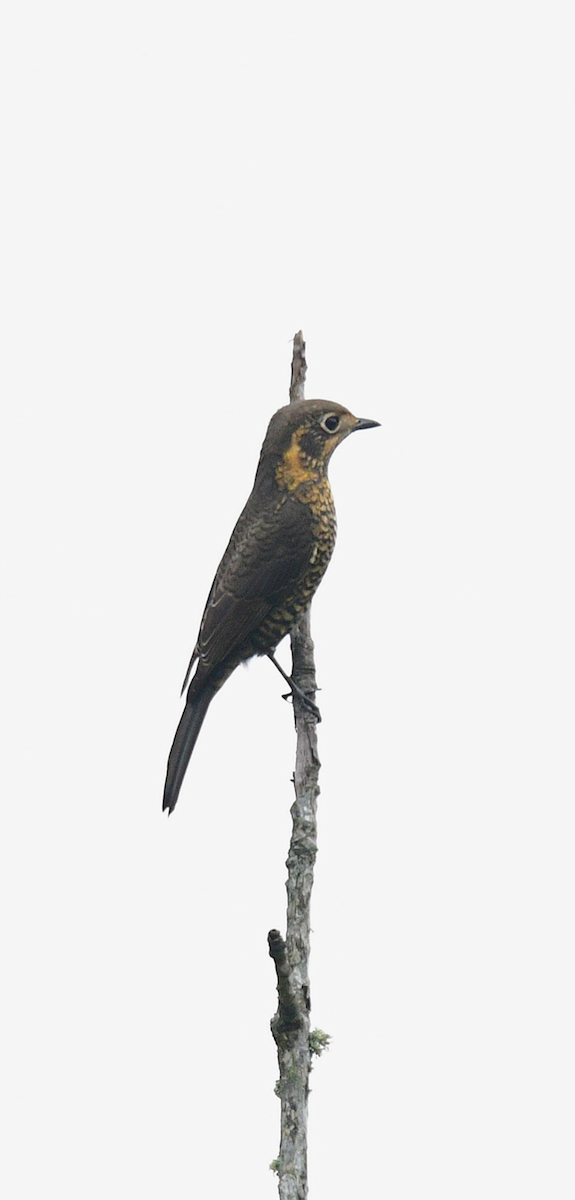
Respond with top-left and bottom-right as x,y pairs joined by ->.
281,689 -> 322,723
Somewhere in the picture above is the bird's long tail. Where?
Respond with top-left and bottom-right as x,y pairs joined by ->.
163,685 -> 215,814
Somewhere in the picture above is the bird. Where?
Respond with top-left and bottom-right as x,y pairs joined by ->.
163,397 -> 380,813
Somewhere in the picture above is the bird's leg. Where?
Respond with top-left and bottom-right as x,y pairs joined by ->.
267,652 -> 322,722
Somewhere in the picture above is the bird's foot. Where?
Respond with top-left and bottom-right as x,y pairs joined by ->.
282,686 -> 322,723
267,652 -> 321,722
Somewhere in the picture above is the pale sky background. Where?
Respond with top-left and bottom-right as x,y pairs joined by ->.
1,2 -> 573,1197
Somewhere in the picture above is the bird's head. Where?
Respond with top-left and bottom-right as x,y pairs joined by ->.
261,399 -> 380,492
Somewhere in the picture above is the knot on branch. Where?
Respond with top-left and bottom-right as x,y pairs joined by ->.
268,929 -> 303,1037
268,928 -> 285,960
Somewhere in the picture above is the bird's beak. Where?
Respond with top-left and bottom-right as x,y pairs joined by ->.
354,416 -> 381,431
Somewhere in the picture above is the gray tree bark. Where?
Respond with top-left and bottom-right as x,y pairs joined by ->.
268,332 -> 322,1200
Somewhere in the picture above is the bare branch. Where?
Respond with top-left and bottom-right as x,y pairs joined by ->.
268,331 -> 322,1200
289,330 -> 307,403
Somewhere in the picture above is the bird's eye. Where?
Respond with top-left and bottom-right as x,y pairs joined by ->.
321,414 -> 340,433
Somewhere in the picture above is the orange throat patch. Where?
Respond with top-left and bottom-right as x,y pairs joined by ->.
275,427 -> 322,492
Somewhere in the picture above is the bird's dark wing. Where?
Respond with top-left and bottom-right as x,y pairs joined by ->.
194,493 -> 312,675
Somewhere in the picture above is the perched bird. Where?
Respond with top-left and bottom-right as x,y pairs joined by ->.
163,398 -> 379,813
